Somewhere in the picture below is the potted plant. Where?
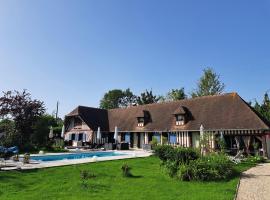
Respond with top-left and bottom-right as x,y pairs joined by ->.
253,142 -> 259,156
23,153 -> 30,164
13,154 -> 19,162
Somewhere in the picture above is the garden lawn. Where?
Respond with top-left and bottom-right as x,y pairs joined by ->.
0,156 -> 255,200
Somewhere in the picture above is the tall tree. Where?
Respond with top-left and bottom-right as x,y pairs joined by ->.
0,90 -> 45,147
191,68 -> 225,97
119,88 -> 137,107
100,88 -> 137,109
254,93 -> 270,122
166,88 -> 187,101
32,114 -> 58,148
137,89 -> 159,105
0,119 -> 17,147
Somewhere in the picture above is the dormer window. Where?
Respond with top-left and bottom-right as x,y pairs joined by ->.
137,117 -> 144,127
173,106 -> 188,126
136,110 -> 150,127
175,115 -> 185,126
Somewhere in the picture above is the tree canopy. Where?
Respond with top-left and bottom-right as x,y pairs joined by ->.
137,89 -> 160,105
32,114 -> 58,148
0,119 -> 16,147
191,68 -> 225,98
100,88 -> 137,109
0,90 -> 46,148
254,93 -> 270,122
166,88 -> 187,101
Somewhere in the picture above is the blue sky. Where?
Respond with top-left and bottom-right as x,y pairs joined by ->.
0,0 -> 270,117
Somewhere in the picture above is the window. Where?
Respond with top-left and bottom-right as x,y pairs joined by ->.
125,133 -> 130,143
169,133 -> 177,143
71,133 -> 76,140
78,133 -> 84,141
176,115 -> 185,126
137,117 -> 144,127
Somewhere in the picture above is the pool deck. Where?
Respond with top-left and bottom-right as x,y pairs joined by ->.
0,150 -> 152,171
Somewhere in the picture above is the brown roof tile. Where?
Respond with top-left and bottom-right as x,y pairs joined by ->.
172,106 -> 187,115
66,93 -> 270,132
66,106 -> 109,131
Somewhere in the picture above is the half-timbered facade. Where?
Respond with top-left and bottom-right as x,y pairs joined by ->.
64,93 -> 270,157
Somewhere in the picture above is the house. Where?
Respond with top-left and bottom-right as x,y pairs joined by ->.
64,93 -> 270,157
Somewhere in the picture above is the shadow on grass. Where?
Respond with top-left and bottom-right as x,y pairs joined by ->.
18,168 -> 39,174
81,182 -> 111,192
91,183 -> 111,191
0,174 -> 28,190
0,172 -> 17,181
126,175 -> 143,179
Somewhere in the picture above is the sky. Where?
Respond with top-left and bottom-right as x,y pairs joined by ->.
0,0 -> 270,118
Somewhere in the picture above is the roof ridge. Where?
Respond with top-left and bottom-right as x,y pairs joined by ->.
108,92 -> 238,111
77,105 -> 106,111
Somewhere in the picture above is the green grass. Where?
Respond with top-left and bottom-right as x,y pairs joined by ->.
0,156 -> 256,200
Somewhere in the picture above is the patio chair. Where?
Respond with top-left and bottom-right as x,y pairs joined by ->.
229,150 -> 244,164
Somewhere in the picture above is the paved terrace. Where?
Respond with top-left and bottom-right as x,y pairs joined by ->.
236,163 -> 270,200
0,150 -> 152,171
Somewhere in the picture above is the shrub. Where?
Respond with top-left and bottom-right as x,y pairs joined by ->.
46,146 -> 68,153
150,137 -> 158,148
245,155 -> 265,164
80,169 -> 96,189
163,161 -> 178,178
173,147 -> 199,165
155,145 -> 233,181
177,163 -> 193,181
0,151 -> 14,160
162,136 -> 168,144
155,145 -> 199,178
154,145 -> 175,162
121,163 -> 132,177
189,153 -> 233,181
80,169 -> 96,180
154,145 -> 199,165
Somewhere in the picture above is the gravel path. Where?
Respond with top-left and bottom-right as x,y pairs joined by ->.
236,163 -> 270,200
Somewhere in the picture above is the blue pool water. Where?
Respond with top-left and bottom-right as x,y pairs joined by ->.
31,152 -> 125,162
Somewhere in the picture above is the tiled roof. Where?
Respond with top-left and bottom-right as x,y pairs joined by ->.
66,93 -> 270,132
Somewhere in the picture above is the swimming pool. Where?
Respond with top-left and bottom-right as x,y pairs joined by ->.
31,152 -> 126,162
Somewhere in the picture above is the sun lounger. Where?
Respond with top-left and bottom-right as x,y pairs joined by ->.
229,150 -> 244,164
